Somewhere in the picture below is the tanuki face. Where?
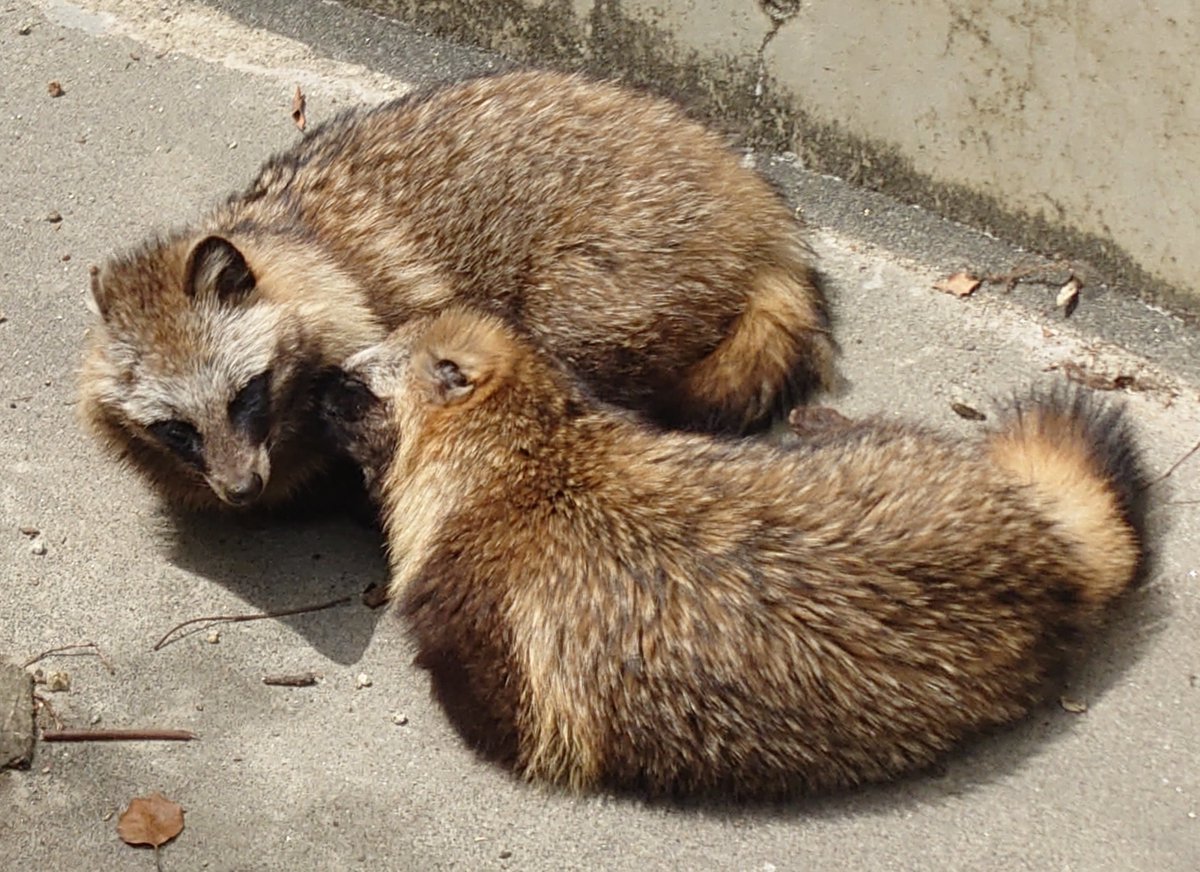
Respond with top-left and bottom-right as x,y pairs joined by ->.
317,310 -> 518,498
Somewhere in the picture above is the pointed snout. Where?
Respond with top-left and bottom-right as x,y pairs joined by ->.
204,442 -> 271,508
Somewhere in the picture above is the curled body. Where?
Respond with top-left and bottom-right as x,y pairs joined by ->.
80,70 -> 833,511
319,308 -> 1145,798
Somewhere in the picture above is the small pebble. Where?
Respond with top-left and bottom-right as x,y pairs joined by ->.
18,22 -> 33,35
47,81 -> 64,98
45,211 -> 62,223
206,630 -> 220,644
30,538 -> 47,556
1059,695 -> 1088,714
391,712 -> 408,726
355,673 -> 373,689
46,671 -> 70,692
499,850 -> 512,860
88,711 -> 102,725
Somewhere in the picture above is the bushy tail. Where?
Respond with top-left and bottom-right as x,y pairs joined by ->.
673,246 -> 837,433
986,386 -> 1146,611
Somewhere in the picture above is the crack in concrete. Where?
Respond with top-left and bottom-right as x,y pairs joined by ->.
753,0 -> 801,105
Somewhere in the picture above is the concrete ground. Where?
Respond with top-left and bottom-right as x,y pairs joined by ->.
0,1 -> 1196,869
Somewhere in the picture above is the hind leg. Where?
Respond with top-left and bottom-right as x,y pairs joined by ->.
667,263 -> 837,433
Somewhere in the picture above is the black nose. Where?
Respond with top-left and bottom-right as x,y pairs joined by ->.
223,472 -> 264,506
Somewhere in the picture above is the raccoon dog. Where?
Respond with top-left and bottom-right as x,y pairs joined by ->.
317,308 -> 1144,798
80,70 -> 834,511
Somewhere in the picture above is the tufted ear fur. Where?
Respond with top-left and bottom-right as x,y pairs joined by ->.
185,235 -> 256,304
413,310 -> 515,407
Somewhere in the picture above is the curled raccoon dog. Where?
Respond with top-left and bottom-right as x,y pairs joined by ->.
79,70 -> 834,512
318,308 -> 1144,799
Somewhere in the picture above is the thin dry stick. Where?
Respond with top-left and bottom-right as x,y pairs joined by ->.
151,594 -> 354,651
23,641 -> 115,673
262,672 -> 319,687
33,693 -> 65,730
42,729 -> 196,742
982,259 -> 1084,293
1144,438 -> 1200,490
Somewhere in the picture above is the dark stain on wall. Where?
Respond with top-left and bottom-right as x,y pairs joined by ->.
342,0 -> 1187,317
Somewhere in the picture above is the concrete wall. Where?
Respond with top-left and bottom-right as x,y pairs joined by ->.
344,0 -> 1199,316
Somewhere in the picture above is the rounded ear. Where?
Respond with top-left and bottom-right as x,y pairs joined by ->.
185,236 -> 256,303
413,309 -> 514,405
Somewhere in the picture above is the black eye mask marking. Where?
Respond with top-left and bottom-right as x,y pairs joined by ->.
229,370 -> 272,445
147,419 -> 204,467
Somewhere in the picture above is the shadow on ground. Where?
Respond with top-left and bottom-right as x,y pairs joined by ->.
156,501 -> 389,664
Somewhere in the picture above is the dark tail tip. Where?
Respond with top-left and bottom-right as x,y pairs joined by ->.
1002,383 -> 1149,556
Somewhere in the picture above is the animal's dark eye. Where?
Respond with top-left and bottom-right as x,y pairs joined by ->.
229,370 -> 272,444
147,419 -> 203,464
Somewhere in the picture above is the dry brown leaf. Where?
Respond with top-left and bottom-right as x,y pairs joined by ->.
933,271 -> 981,298
291,85 -> 306,131
117,792 -> 184,848
949,402 -> 986,421
361,582 -> 389,609
1056,276 -> 1082,317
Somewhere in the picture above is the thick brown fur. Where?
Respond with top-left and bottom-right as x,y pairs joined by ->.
319,309 -> 1144,799
80,70 -> 834,511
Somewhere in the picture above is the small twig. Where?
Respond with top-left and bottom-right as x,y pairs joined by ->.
262,671 -> 318,687
1144,438 -> 1200,491
33,693 -> 65,730
1165,499 -> 1200,506
23,641 -> 115,673
151,594 -> 354,651
982,258 -> 1087,293
42,729 -> 196,742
